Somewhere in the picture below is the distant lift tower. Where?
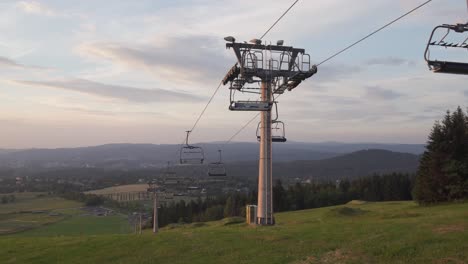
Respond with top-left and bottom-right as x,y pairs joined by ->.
148,180 -> 159,234
222,37 -> 317,225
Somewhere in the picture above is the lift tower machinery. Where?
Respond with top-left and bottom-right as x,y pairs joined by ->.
222,37 -> 317,225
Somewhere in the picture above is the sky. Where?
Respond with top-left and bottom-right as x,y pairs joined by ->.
0,0 -> 467,148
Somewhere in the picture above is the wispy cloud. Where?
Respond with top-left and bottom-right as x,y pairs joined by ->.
77,35 -> 231,83
0,56 -> 44,70
17,1 -> 57,16
0,56 -> 22,68
14,78 -> 203,103
365,86 -> 403,101
291,103 -> 409,123
367,57 -> 414,67
314,64 -> 362,83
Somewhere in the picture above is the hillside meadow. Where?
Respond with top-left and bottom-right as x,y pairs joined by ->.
1,200 -> 467,264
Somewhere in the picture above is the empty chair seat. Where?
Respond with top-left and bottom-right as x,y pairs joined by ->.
229,101 -> 272,111
428,61 -> 468,75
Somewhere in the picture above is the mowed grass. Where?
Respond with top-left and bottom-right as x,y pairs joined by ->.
16,215 -> 132,237
0,193 -> 82,235
0,193 -> 81,214
1,201 -> 467,264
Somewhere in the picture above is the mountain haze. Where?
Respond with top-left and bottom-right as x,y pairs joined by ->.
0,142 -> 424,169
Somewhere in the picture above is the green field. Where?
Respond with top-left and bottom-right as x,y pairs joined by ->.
0,193 -> 82,235
0,193 -> 81,214
1,201 -> 467,264
0,193 -> 131,236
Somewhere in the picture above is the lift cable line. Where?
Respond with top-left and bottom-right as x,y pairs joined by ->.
183,0 -> 302,136
188,81 -> 223,134
223,0 -> 436,145
224,113 -> 260,145
259,0 -> 300,40
317,0 -> 433,66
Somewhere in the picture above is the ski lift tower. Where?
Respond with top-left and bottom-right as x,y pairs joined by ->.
222,37 -> 317,225
148,180 -> 159,234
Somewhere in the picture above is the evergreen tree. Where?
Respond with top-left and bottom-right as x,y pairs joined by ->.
223,196 -> 234,217
414,107 -> 468,204
273,179 -> 287,212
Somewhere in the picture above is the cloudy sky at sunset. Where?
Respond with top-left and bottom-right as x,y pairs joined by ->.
0,0 -> 467,148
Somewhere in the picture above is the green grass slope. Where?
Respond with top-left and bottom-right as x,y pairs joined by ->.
0,193 -> 82,235
1,201 -> 467,264
15,214 -> 132,237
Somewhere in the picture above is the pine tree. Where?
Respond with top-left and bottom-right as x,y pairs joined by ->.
414,107 -> 468,204
223,196 -> 233,217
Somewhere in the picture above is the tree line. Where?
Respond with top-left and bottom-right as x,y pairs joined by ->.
154,172 -> 413,227
1,194 -> 16,204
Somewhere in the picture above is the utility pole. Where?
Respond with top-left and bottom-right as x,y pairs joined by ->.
139,213 -> 142,235
223,37 -> 317,225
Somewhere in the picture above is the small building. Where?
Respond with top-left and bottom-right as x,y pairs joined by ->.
246,205 -> 257,225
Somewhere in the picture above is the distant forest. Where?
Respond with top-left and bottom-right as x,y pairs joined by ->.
152,172 -> 413,227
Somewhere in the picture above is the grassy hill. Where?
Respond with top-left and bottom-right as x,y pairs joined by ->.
1,201 -> 466,264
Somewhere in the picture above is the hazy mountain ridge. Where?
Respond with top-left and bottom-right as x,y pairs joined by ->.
0,142 -> 424,169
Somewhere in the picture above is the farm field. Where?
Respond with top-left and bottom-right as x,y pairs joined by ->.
0,193 -> 81,214
85,184 -> 149,195
0,193 -> 82,235
0,193 -> 131,236
15,214 -> 132,237
1,201 -> 467,264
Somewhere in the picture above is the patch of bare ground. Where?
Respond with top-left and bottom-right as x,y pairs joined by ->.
293,249 -> 369,264
294,255 -> 317,264
321,249 -> 364,264
433,257 -> 466,264
433,224 -> 466,234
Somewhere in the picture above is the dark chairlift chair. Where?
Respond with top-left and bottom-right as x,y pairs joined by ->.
425,13 -> 468,75
208,150 -> 227,177
256,102 -> 287,143
271,121 -> 287,143
256,121 -> 287,143
179,131 -> 204,165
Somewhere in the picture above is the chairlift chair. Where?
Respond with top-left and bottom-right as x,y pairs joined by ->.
228,78 -> 273,111
272,121 -> 287,142
425,23 -> 468,74
256,120 -> 287,143
179,131 -> 205,165
424,0 -> 468,75
163,161 -> 177,178
208,150 -> 227,177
